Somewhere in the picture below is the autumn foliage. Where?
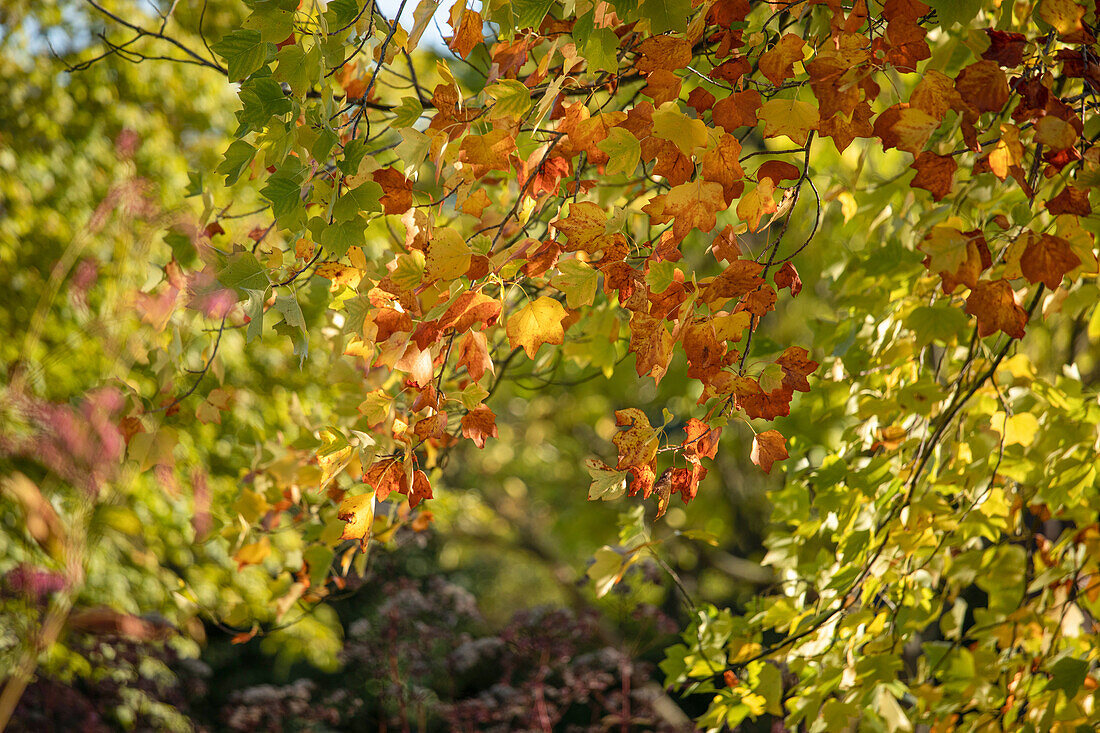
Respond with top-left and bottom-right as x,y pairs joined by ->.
6,0 -> 1100,730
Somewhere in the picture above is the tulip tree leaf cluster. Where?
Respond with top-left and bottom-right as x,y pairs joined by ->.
30,0 -> 1100,729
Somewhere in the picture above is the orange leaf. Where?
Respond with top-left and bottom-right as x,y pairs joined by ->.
460,404 -> 497,449
775,346 -> 819,393
629,312 -> 675,385
682,418 -> 721,460
447,3 -> 483,58
456,330 -> 494,382
751,430 -> 788,474
759,34 -> 805,86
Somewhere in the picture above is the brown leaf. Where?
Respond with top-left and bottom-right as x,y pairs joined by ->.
363,458 -> 408,502
686,87 -> 716,114
409,470 -> 433,508
1045,186 -> 1091,216
711,225 -> 741,263
775,346 -> 819,393
642,180 -> 726,243
873,103 -> 938,155
414,412 -> 448,441
635,35 -> 692,73
756,161 -> 800,186
373,168 -> 413,215
712,90 -> 762,133
702,259 -> 765,304
738,286 -> 777,317
982,29 -> 1027,67
910,152 -> 957,201
964,279 -> 1027,339
954,60 -> 1010,115
642,70 -> 682,105
818,103 -> 874,153
733,377 -> 794,420
774,261 -> 802,296
1020,233 -> 1081,289
629,312 -> 675,385
700,134 -> 745,205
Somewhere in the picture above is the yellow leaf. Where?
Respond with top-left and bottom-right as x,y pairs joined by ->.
759,99 -> 819,145
506,296 -> 568,358
651,102 -> 709,155
990,412 -> 1039,447
235,537 -> 271,568
736,178 -> 777,232
613,407 -> 660,469
425,228 -> 472,281
233,488 -> 270,524
338,491 -> 376,549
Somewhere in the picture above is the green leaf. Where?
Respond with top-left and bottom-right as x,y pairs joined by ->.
396,128 -> 431,168
597,127 -> 641,177
906,305 -> 969,345
551,259 -> 599,308
217,140 -> 256,186
588,546 -> 628,597
275,44 -> 319,98
212,29 -> 274,81
924,0 -> 984,28
261,162 -> 306,225
319,218 -> 367,258
332,182 -> 383,222
582,27 -> 619,74
512,0 -> 554,29
237,74 -> 293,133
244,288 -> 269,343
303,545 -> 335,587
485,80 -> 533,119
585,459 -> 628,500
643,259 -> 677,294
218,252 -> 271,294
639,0 -> 690,34
274,293 -> 307,332
340,139 -> 368,175
242,5 -> 295,44
311,128 -> 340,163
1047,656 -> 1088,697
873,685 -> 913,732
325,0 -> 362,28
391,97 -> 425,128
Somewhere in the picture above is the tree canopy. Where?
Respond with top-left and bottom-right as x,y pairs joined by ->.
3,0 -> 1100,730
